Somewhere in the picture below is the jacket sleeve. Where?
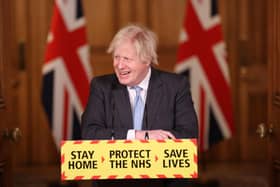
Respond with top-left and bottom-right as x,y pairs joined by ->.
170,76 -> 198,139
81,78 -> 128,140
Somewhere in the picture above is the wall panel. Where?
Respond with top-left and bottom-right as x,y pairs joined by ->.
83,0 -> 115,47
150,0 -> 186,48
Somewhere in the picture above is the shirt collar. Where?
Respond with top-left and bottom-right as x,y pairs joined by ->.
137,67 -> 151,91
127,67 -> 151,92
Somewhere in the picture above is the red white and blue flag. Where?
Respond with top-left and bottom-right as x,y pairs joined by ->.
175,0 -> 234,151
42,0 -> 92,148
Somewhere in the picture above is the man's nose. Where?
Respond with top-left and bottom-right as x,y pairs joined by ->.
116,59 -> 125,69
116,59 -> 124,69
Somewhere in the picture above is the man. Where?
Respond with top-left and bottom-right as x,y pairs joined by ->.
81,24 -> 198,187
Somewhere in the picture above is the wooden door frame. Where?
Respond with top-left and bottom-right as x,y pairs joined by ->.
0,0 -> 19,186
267,0 -> 280,186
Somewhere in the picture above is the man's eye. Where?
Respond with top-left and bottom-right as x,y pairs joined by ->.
123,57 -> 129,61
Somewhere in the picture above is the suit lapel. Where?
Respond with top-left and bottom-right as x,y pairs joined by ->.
112,78 -> 133,129
144,68 -> 163,130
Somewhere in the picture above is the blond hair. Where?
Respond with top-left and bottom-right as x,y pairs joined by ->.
107,24 -> 158,65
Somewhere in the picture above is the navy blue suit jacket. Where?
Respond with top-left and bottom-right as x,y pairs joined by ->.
81,68 -> 198,140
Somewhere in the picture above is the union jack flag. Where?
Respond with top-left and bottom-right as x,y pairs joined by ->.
175,0 -> 234,151
42,0 -> 92,148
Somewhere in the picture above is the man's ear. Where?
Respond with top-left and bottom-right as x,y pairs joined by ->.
145,61 -> 152,67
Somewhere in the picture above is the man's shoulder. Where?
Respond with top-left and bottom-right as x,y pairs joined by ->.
152,68 -> 189,90
94,73 -> 115,81
155,68 -> 187,82
90,73 -> 117,88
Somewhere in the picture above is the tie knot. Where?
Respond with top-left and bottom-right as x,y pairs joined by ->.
133,86 -> 142,95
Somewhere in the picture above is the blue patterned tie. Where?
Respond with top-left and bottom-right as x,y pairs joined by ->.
133,86 -> 144,130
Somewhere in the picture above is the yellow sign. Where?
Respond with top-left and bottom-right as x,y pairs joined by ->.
61,139 -> 198,180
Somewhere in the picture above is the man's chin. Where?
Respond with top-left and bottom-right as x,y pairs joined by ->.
118,79 -> 131,86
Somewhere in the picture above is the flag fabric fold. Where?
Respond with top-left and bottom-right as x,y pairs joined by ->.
175,0 -> 234,151
42,0 -> 92,148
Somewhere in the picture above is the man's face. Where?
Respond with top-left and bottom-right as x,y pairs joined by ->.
113,40 -> 150,86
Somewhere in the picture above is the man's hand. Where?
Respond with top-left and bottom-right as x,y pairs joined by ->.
135,130 -> 176,140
